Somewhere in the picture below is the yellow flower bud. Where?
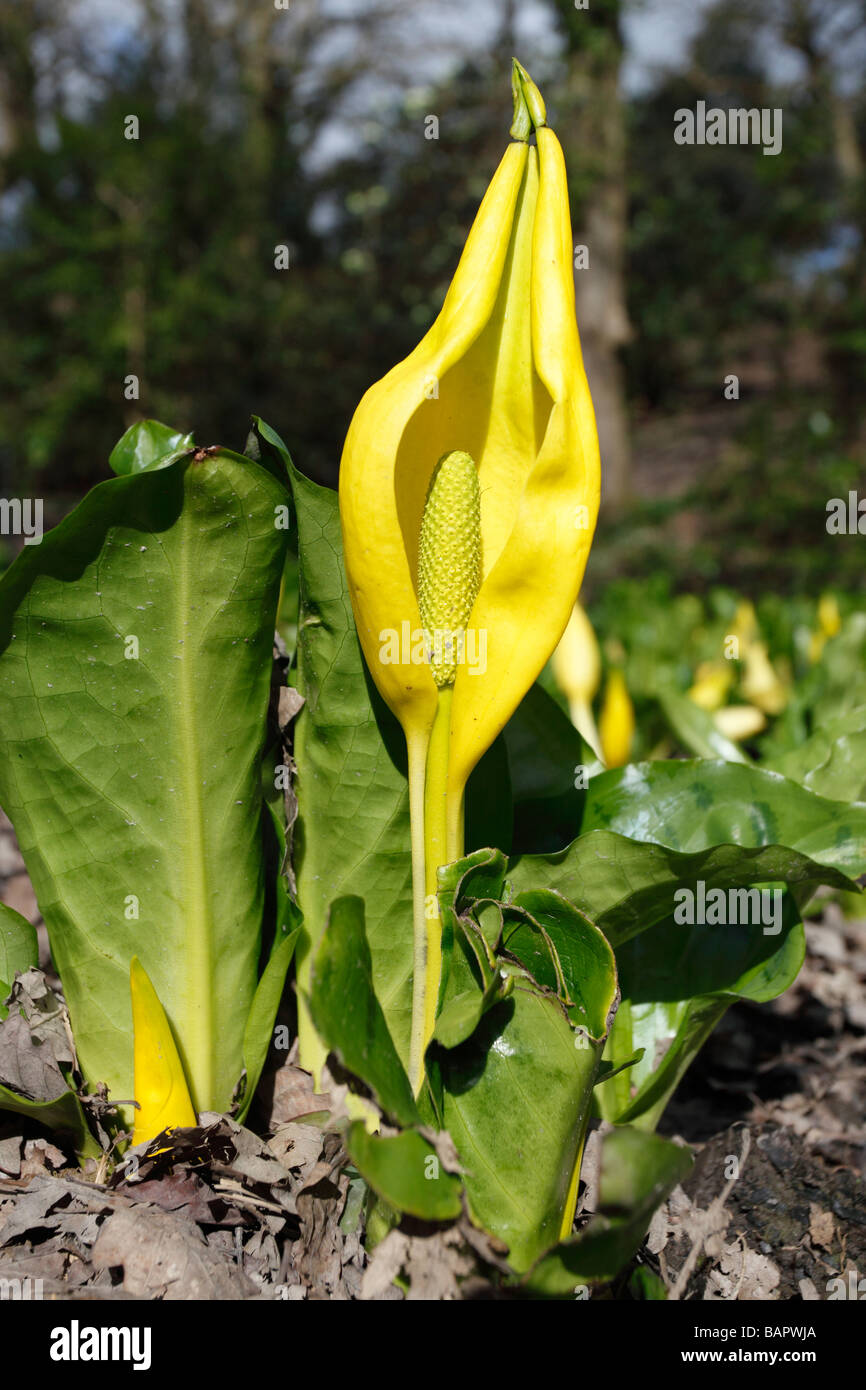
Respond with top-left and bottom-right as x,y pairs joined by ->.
810,592 -> 842,662
551,601 -> 602,753
741,641 -> 787,716
688,661 -> 734,712
599,668 -> 634,768
818,593 -> 841,636
713,704 -> 767,740
130,956 -> 196,1147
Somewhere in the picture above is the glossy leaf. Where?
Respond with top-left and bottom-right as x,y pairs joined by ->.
505,888 -> 617,1032
0,448 -> 288,1123
523,1126 -> 692,1294
581,760 -> 866,878
435,865 -> 617,1272
508,829 -> 859,949
439,981 -> 600,1271
765,706 -> 866,803
308,896 -> 419,1129
253,419 -> 415,1074
345,1123 -> 463,1221
595,892 -> 805,1128
109,419 -> 195,477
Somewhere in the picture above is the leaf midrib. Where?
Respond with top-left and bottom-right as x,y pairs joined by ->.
174,487 -> 213,1110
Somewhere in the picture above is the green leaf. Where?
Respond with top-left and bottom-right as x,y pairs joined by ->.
507,758 -> 847,1133
260,420 -> 414,1071
0,903 -> 39,1021
597,996 -> 729,1130
308,896 -> 419,1128
0,449 -> 288,1123
506,889 -> 618,1033
596,892 -> 805,1129
508,829 -> 859,949
435,872 -> 618,1273
657,690 -> 749,763
237,925 -> 299,1125
765,706 -> 866,802
439,983 -> 600,1272
593,1050 -> 645,1087
345,1123 -> 463,1221
236,803 -> 302,1123
433,976 -> 504,1050
581,760 -> 866,878
503,682 -> 602,854
523,1127 -> 692,1295
629,1265 -> 669,1299
0,1082 -> 102,1161
109,419 -> 195,477
465,734 -> 513,856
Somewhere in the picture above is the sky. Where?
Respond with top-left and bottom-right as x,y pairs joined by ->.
70,0 -> 717,96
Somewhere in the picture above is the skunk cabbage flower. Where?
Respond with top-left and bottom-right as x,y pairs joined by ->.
687,660 -> 733,712
741,641 -> 787,716
551,601 -> 602,755
340,62 -> 599,810
713,704 -> 766,741
809,593 -> 841,663
337,61 -> 600,1090
599,668 -> 634,768
130,957 -> 196,1147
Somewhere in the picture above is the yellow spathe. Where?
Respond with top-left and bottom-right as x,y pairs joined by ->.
599,668 -> 635,768
339,89 -> 599,825
130,956 -> 196,1147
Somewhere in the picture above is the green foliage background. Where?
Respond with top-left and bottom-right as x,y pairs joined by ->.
1,0 -> 864,596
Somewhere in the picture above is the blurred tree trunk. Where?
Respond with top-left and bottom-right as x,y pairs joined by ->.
779,0 -> 865,437
781,0 -> 863,183
0,0 -> 40,189
553,0 -> 632,509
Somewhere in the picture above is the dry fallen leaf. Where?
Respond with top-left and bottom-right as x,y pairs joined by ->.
91,1204 -> 258,1300
808,1203 -> 835,1251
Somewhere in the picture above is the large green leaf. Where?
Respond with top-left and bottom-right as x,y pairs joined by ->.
508,830 -> 859,949
439,981 -> 603,1272
0,903 -> 39,1020
765,706 -> 866,802
434,866 -> 618,1273
523,1127 -> 692,1295
250,421 -> 416,1072
595,892 -> 805,1129
581,760 -> 866,878
0,448 -> 288,1122
308,896 -> 419,1129
502,682 -> 602,855
507,757 -> 857,1134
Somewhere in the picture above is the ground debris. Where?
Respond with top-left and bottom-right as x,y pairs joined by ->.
653,1121 -> 866,1300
